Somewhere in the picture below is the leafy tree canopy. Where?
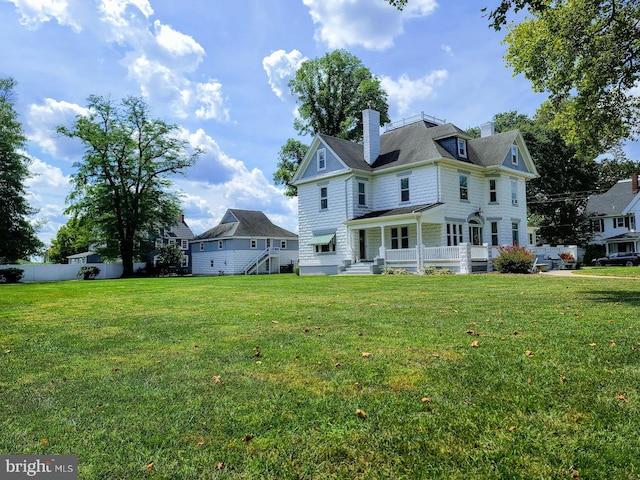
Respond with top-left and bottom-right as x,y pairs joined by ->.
0,77 -> 43,263
58,95 -> 201,277
273,139 -> 308,198
46,217 -> 92,264
289,49 -> 390,142
276,50 -> 390,197
388,0 -> 640,158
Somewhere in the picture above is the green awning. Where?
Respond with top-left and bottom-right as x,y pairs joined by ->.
309,233 -> 335,245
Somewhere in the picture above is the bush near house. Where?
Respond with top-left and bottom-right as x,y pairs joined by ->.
77,266 -> 100,280
0,268 -> 24,283
493,245 -> 535,273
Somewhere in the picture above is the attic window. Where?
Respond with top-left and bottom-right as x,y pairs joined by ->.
317,148 -> 326,171
511,145 -> 518,165
457,139 -> 467,158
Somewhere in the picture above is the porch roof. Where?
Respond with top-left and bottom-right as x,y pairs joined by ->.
350,202 -> 443,221
602,231 -> 640,242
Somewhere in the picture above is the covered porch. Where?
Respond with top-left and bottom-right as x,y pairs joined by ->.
345,203 -> 491,273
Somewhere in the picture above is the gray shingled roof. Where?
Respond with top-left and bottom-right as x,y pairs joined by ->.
351,202 -> 443,221
164,218 -> 195,239
319,121 -> 518,172
586,180 -> 638,216
196,209 -> 298,240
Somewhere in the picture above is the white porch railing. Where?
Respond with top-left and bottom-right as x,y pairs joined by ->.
244,247 -> 280,275
422,246 -> 460,261
471,246 -> 489,260
385,248 -> 417,262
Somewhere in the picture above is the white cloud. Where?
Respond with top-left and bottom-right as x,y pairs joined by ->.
7,0 -> 82,31
154,20 -> 205,59
441,44 -> 453,56
302,0 -> 437,50
380,70 -> 448,115
26,99 -> 89,159
262,49 -> 307,99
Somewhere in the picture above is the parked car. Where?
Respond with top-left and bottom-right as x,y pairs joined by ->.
593,252 -> 640,267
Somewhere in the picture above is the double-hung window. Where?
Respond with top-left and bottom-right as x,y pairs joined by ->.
491,222 -> 499,246
614,217 -> 625,228
511,180 -> 518,205
320,186 -> 328,210
591,218 -> 604,233
459,175 -> 468,201
511,145 -> 518,165
391,227 -> 409,249
400,177 -> 410,202
358,182 -> 366,206
317,149 -> 326,171
489,179 -> 497,203
512,222 -> 519,246
457,139 -> 467,158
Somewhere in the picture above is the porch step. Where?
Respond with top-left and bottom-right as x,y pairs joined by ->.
340,262 -> 376,275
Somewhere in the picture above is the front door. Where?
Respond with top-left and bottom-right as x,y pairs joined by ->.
359,230 -> 366,261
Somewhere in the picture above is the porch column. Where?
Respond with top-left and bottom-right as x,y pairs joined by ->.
379,226 -> 386,262
416,218 -> 423,272
485,243 -> 493,272
459,242 -> 472,274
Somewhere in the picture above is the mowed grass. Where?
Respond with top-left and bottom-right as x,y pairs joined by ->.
1,274 -> 640,479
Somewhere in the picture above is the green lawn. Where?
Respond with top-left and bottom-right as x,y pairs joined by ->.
1,274 -> 640,479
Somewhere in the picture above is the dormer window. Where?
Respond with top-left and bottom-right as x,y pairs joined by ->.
457,139 -> 467,158
511,145 -> 518,165
317,148 -> 326,171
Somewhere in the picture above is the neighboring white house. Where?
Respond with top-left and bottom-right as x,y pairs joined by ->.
291,110 -> 539,275
190,209 -> 299,275
586,174 -> 640,254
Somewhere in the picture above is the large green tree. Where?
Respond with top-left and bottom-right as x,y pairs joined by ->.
273,139 -> 308,198
46,217 -> 91,264
0,78 -> 43,263
290,49 -> 390,142
389,0 -> 640,158
475,111 -> 599,245
58,95 -> 201,277
276,50 -> 390,196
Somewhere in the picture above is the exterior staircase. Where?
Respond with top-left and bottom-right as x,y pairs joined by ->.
339,261 -> 380,275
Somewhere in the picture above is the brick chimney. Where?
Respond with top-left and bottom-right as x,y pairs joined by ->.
363,109 -> 380,165
179,214 -> 185,223
480,121 -> 495,138
632,173 -> 639,194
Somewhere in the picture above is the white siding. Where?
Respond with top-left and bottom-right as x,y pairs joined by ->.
371,165 -> 438,210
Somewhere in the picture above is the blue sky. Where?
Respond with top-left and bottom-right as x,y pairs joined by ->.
3,0 -> 635,247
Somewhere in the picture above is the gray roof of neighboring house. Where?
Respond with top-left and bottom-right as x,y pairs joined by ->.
319,121 -> 519,172
195,209 -> 298,240
67,251 -> 99,259
163,218 -> 195,239
586,179 -> 638,216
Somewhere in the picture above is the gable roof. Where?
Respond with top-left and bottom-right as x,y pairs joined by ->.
587,179 -> 638,216
294,119 -> 535,183
350,202 -> 443,221
195,209 -> 298,240
164,218 -> 195,239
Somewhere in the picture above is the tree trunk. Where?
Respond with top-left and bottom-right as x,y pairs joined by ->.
120,240 -> 135,278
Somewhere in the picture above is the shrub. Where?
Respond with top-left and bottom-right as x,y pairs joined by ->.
77,266 -> 100,280
0,268 -> 24,283
421,267 -> 454,275
382,267 -> 411,275
294,266 -> 300,276
493,246 -> 534,274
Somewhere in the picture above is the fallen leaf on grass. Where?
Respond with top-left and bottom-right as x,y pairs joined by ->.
421,397 -> 430,403
466,330 -> 478,336
197,438 -> 205,446
214,375 -> 221,384
40,439 -> 48,445
242,435 -> 254,443
355,408 -> 367,418
560,374 -> 567,384
588,343 -> 597,347
4,349 -> 10,354
354,382 -> 362,390
525,350 -> 534,357
616,393 -> 628,403
217,461 -> 225,470
271,320 -> 278,324
471,340 -> 479,348
335,362 -> 342,367
361,352 -> 372,358
508,426 -> 516,432
145,463 -> 154,473
609,340 -> 617,347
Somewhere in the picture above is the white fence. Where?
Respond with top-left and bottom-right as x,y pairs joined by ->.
1,263 -> 146,282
